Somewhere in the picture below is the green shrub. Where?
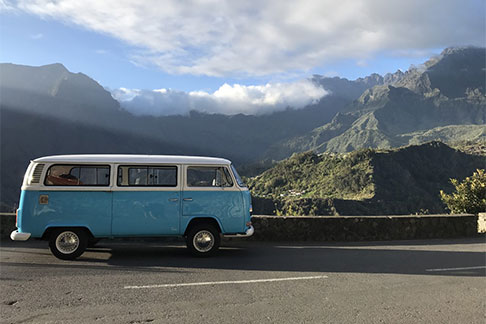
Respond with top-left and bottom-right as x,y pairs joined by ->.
440,169 -> 486,214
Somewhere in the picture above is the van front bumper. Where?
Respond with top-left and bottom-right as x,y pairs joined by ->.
224,225 -> 254,238
10,230 -> 31,241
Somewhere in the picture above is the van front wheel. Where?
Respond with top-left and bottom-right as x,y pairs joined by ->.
48,229 -> 88,260
186,225 -> 220,257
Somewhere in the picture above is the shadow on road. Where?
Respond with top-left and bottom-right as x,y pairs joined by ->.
2,238 -> 484,277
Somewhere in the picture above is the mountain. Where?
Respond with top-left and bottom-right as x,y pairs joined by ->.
394,47 -> 486,98
0,63 -> 362,210
267,47 -> 486,159
1,47 -> 484,211
311,70 -> 407,101
0,63 -> 360,161
311,73 -> 384,101
0,63 -> 130,130
248,142 -> 486,216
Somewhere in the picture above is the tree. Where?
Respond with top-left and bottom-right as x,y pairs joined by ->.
440,169 -> 486,214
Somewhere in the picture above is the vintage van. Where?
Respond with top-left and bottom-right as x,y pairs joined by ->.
11,155 -> 253,260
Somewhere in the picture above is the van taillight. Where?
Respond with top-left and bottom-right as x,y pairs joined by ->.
15,209 -> 18,227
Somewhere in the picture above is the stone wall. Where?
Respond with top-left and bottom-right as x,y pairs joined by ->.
248,214 -> 482,241
0,213 -> 16,240
1,213 -> 483,241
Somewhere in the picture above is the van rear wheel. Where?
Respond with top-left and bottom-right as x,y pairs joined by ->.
48,228 -> 88,260
186,224 -> 220,257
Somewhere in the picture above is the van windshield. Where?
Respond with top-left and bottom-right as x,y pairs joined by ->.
230,164 -> 246,187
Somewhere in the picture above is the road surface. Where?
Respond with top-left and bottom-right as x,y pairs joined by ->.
1,238 -> 485,323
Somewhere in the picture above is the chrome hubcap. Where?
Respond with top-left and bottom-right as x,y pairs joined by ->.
55,231 -> 79,254
193,230 -> 214,253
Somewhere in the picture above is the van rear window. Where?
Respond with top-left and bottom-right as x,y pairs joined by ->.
187,166 -> 233,187
45,165 -> 110,186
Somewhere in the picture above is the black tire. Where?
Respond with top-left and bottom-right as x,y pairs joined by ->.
48,228 -> 88,260
186,224 -> 220,257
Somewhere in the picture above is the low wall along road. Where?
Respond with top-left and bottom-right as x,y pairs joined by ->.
2,212 -> 485,241
250,214 -> 485,241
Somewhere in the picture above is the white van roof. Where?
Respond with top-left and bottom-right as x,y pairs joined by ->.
33,154 -> 232,165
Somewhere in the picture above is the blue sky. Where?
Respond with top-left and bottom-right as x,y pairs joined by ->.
0,0 -> 484,115
0,11 -> 237,92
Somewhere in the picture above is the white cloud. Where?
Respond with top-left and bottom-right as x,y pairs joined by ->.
110,87 -> 141,102
0,0 -> 14,11
30,33 -> 43,39
94,49 -> 108,55
323,71 -> 339,78
356,59 -> 368,68
110,79 -> 328,116
11,0 -> 485,77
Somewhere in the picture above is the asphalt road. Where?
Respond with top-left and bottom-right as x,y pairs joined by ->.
1,238 -> 485,324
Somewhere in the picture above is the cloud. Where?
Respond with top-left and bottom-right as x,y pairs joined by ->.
10,0 -> 485,77
110,79 -> 328,116
0,0 -> 14,11
356,59 -> 368,68
30,33 -> 43,39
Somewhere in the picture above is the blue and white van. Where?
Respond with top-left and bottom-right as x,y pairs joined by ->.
11,155 -> 253,260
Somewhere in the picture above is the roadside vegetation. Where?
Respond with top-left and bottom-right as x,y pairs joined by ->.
440,169 -> 486,214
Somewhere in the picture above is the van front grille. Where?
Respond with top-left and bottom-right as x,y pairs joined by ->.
31,164 -> 45,184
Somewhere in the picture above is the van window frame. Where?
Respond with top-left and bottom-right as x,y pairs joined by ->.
116,165 -> 179,187
44,164 -> 111,187
230,164 -> 246,187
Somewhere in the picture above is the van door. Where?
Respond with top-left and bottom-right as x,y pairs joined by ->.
37,164 -> 113,237
112,165 -> 181,236
182,165 -> 244,233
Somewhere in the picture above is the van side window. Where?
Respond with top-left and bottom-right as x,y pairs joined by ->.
118,166 -> 177,187
187,167 -> 233,187
45,165 -> 110,186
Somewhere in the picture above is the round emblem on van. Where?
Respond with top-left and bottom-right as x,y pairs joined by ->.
39,195 -> 49,204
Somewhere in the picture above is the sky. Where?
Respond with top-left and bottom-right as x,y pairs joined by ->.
1,0 -> 484,115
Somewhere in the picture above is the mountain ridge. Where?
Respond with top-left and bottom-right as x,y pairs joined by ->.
265,47 -> 485,159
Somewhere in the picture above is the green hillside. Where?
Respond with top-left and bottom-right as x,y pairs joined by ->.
248,141 -> 486,216
248,149 -> 375,200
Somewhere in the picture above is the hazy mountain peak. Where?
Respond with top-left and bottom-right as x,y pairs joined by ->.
440,46 -> 484,57
426,46 -> 485,98
311,74 -> 384,101
395,46 -> 486,98
39,62 -> 69,73
0,62 -> 121,121
356,73 -> 384,86
356,85 -> 391,107
383,70 -> 405,84
0,62 -> 70,96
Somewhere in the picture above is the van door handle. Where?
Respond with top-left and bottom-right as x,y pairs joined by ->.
183,198 -> 193,201
168,198 -> 179,202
